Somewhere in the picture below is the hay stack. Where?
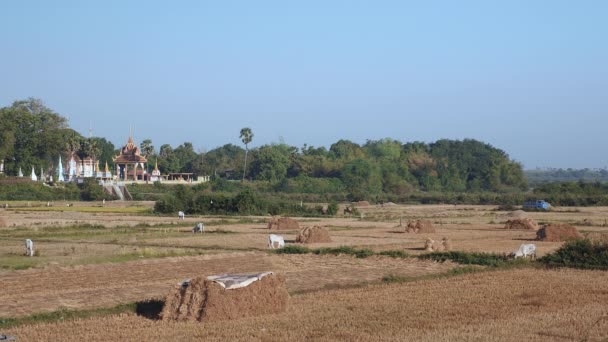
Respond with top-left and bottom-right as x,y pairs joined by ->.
424,237 -> 451,252
536,224 -> 583,242
406,220 -> 435,234
161,273 -> 288,322
267,217 -> 300,230
296,226 -> 332,243
504,218 -> 539,230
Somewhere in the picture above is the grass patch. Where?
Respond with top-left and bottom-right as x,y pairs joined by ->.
377,250 -> 409,258
0,298 -> 164,329
274,245 -> 311,254
419,251 -> 517,267
313,246 -> 375,258
382,266 -> 482,285
540,239 -> 608,270
274,245 -> 409,259
0,303 -> 137,329
8,206 -> 151,214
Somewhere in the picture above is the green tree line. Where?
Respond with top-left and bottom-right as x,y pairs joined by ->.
1,98 -> 527,201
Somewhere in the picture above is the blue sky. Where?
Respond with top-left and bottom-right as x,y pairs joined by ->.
1,1 -> 606,169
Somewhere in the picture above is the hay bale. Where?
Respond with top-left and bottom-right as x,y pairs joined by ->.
267,217 -> 300,230
424,238 -> 435,252
161,273 -> 288,322
424,237 -> 450,252
406,220 -> 435,234
441,237 -> 452,251
504,218 -> 539,230
353,201 -> 370,207
296,226 -> 332,243
536,224 -> 583,242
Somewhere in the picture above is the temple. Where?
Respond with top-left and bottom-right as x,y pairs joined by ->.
113,135 -> 148,181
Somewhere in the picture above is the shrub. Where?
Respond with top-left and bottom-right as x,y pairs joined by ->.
377,250 -> 409,258
273,245 -> 310,254
326,201 -> 339,215
418,251 -> 511,267
539,239 -> 608,270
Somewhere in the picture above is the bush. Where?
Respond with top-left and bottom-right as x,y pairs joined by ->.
539,239 -> 608,270
273,245 -> 310,254
79,179 -> 114,201
418,251 -> 512,267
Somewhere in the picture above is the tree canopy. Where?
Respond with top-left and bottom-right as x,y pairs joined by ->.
0,98 -> 528,199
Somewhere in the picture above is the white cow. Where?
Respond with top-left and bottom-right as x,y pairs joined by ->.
192,223 -> 205,233
512,244 -> 536,259
25,239 -> 34,257
268,234 -> 285,249
178,211 -> 185,220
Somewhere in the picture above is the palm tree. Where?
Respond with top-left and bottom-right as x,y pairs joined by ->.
239,127 -> 253,181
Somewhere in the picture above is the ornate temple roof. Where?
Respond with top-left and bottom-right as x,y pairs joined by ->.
113,135 -> 148,164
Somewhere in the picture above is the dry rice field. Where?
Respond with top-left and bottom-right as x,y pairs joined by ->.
1,202 -> 608,341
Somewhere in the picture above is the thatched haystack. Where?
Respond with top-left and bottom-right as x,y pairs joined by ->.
161,272 -> 288,322
424,237 -> 451,252
406,220 -> 435,234
497,210 -> 527,222
504,218 -> 539,230
353,201 -> 370,207
296,226 -> 332,243
536,224 -> 583,242
267,217 -> 300,230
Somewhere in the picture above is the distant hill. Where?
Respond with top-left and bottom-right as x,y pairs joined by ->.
525,168 -> 608,186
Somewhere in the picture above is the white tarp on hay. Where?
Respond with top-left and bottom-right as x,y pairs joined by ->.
206,272 -> 274,290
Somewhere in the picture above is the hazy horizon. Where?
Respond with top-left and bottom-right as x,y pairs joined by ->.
1,1 -> 606,169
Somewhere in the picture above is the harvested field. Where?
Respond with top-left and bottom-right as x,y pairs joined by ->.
7,268 -> 608,341
3,202 -> 608,341
0,252 -> 454,318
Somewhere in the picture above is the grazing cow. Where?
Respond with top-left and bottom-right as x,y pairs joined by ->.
25,239 -> 34,257
178,211 -> 185,220
66,203 -> 73,207
192,223 -> 205,233
512,244 -> 536,259
343,206 -> 353,216
268,234 -> 285,249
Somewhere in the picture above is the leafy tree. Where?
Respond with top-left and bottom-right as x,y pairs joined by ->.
240,127 -> 253,181
340,158 -> 382,200
140,139 -> 155,158
250,144 -> 291,183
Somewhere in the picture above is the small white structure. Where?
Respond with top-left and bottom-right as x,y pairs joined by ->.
192,222 -> 205,233
268,234 -> 285,249
512,244 -> 536,259
178,211 -> 185,220
31,167 -> 37,181
25,239 -> 34,257
18,167 -> 23,177
57,155 -> 65,182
